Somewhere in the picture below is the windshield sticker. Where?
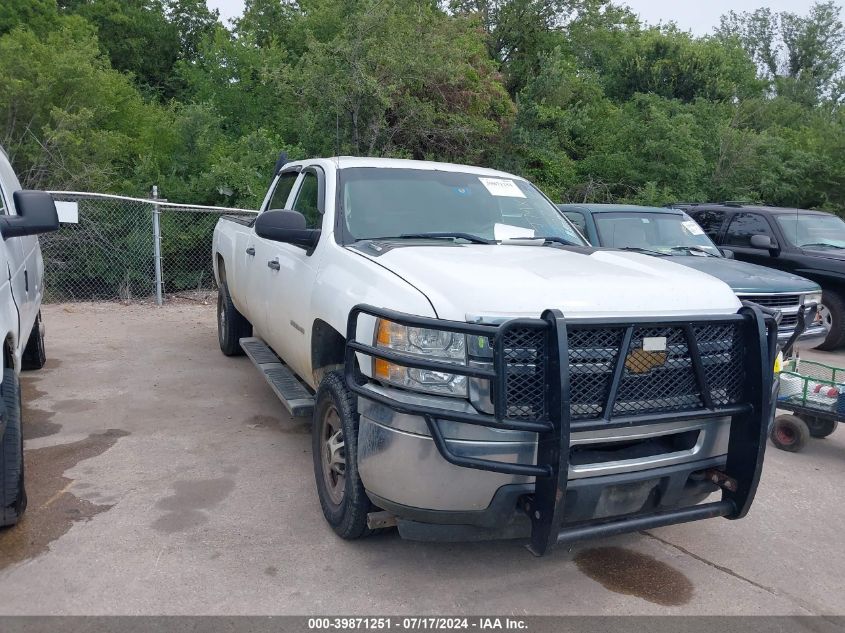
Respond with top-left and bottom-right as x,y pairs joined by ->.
494,223 -> 535,240
479,177 -> 526,198
682,220 -> 704,235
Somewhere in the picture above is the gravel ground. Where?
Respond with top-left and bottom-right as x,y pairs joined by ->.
0,302 -> 842,615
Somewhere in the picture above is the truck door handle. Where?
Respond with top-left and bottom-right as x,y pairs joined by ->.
267,260 -> 280,271
246,247 -> 255,256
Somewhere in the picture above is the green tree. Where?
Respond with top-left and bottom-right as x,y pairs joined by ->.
717,1 -> 845,104
0,0 -> 58,36
60,0 -> 181,95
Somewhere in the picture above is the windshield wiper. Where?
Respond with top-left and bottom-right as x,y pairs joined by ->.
669,245 -> 718,257
616,246 -> 668,257
801,242 -> 845,250
395,232 -> 494,244
503,236 -> 579,247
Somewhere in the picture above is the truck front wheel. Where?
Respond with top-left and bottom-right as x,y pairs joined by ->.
815,291 -> 845,350
1,368 -> 27,526
217,282 -> 252,356
312,371 -> 374,539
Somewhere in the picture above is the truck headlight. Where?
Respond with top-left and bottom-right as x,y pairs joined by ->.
373,318 -> 467,396
802,292 -> 823,324
802,292 -> 822,307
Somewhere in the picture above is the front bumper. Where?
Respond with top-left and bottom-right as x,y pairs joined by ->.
346,303 -> 777,555
782,322 -> 827,348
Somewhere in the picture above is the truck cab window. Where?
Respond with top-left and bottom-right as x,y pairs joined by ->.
562,211 -> 586,234
689,210 -> 725,241
725,213 -> 775,247
267,171 -> 299,211
293,171 -> 321,229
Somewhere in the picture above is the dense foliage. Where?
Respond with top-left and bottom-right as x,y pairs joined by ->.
1,0 -> 843,212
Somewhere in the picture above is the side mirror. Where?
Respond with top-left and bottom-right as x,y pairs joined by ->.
749,234 -> 776,251
719,248 -> 735,259
0,191 -> 60,240
255,209 -> 320,249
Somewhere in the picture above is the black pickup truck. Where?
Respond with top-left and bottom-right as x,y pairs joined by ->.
672,203 -> 845,350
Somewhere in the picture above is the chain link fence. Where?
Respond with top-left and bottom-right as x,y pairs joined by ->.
43,191 -> 257,304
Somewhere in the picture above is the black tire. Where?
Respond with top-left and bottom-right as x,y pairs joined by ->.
815,291 -> 845,350
21,311 -> 46,371
799,415 -> 838,439
217,282 -> 252,356
770,414 -> 810,452
1,368 -> 26,526
311,371 -> 374,539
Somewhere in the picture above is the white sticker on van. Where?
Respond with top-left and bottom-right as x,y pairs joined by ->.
55,200 -> 79,224
682,220 -> 704,235
478,177 -> 526,198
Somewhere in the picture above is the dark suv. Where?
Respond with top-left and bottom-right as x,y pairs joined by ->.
673,203 -> 845,350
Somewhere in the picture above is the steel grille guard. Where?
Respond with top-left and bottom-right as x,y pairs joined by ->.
345,303 -> 780,555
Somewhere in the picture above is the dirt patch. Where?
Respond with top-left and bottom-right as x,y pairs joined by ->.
0,429 -> 130,571
50,399 -> 98,414
20,377 -> 47,403
243,414 -> 280,429
265,566 -> 278,577
574,546 -> 693,606
20,377 -> 60,439
278,420 -> 310,434
43,358 -> 62,369
151,478 -> 236,534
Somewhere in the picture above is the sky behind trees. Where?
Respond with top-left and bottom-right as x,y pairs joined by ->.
208,0 -> 845,34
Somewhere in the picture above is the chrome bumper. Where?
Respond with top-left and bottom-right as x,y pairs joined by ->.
358,394 -> 731,512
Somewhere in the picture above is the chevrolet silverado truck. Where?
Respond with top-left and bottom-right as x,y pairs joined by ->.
0,146 -> 60,527
212,157 -> 778,555
559,204 -> 827,348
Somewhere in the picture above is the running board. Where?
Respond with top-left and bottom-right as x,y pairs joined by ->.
239,337 -> 314,418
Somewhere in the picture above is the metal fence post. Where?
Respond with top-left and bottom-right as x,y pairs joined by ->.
151,185 -> 164,306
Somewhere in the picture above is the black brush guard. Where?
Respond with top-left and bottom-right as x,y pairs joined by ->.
345,304 -> 779,556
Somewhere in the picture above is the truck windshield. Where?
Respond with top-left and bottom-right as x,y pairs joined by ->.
775,213 -> 845,249
594,212 -> 720,256
339,168 -> 585,245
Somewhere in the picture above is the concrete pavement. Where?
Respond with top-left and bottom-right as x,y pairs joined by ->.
0,303 -> 842,615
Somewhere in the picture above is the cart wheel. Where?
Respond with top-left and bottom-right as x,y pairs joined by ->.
770,415 -> 810,452
799,415 -> 838,439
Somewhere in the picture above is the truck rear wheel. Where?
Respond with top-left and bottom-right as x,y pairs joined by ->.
799,415 -> 838,438
21,311 -> 46,371
217,282 -> 252,356
312,371 -> 374,539
770,414 -> 809,452
1,368 -> 27,526
815,291 -> 845,350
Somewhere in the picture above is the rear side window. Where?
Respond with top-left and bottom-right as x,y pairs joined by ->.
266,171 -> 299,211
292,171 -> 321,229
689,209 -> 725,241
563,211 -> 587,234
724,213 -> 776,247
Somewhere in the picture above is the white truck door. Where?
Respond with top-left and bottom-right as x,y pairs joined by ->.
239,169 -> 300,335
262,167 -> 325,377
0,160 -> 29,352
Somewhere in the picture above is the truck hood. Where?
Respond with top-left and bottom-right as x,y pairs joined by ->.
352,244 -> 741,322
665,256 -> 819,294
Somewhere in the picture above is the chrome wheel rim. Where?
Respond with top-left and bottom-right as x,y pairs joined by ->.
819,303 -> 833,329
320,405 -> 346,506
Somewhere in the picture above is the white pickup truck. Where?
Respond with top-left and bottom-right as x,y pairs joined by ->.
0,146 -> 59,527
212,156 -> 778,555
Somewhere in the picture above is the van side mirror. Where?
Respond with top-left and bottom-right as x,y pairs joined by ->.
0,191 -> 60,239
255,209 -> 320,249
749,234 -> 776,251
